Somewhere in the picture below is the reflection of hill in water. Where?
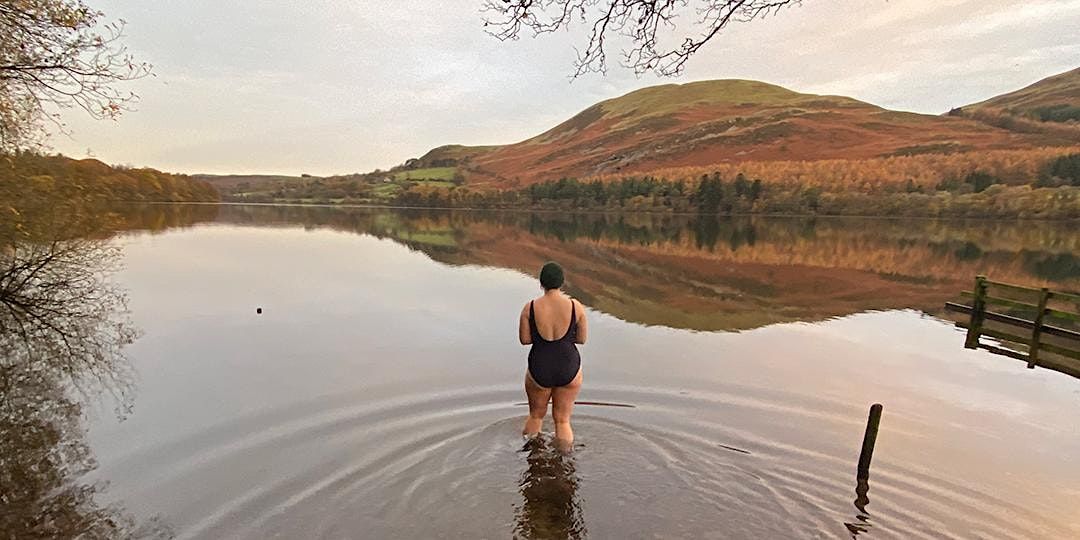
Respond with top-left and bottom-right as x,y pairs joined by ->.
122,204 -> 1080,332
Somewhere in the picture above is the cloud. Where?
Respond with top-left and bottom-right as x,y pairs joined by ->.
901,0 -> 1080,44
51,0 -> 1080,175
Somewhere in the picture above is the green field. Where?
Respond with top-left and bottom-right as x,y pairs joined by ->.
411,180 -> 456,188
393,167 -> 457,181
372,183 -> 404,197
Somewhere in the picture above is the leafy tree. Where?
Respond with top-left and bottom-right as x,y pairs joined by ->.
587,179 -> 607,204
693,174 -> 723,213
802,187 -> 822,212
749,179 -> 763,201
1,0 -> 149,151
733,173 -> 750,198
1030,105 -> 1080,123
673,179 -> 686,196
964,171 -> 998,193
936,177 -> 962,192
1042,153 -> 1080,187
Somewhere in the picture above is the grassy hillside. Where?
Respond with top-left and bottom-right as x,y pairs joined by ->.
391,167 -> 460,187
404,78 -> 1077,187
414,145 -> 495,167
957,68 -> 1080,123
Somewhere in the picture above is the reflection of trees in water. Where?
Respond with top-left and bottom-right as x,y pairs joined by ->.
109,202 -> 221,234
514,438 -> 586,540
105,204 -> 1080,330
1023,251 -> 1080,282
194,205 -> 1080,331
221,204 -> 1080,286
1,238 -> 136,401
0,207 -> 168,538
693,214 -> 719,251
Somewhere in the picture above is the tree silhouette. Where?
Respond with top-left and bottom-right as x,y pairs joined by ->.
483,0 -> 803,77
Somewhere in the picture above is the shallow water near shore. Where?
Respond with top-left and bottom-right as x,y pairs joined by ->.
7,205 -> 1080,538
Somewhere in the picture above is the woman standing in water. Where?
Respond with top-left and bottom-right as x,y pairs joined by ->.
519,262 -> 588,449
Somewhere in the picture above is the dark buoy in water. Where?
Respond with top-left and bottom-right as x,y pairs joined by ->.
256,307 -> 263,315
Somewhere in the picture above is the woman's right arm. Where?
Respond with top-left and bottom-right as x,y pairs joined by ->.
519,303 -> 532,345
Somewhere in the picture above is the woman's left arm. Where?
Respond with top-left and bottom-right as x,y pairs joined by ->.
574,300 -> 588,344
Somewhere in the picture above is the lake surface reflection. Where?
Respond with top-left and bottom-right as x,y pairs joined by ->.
6,204 -> 1080,538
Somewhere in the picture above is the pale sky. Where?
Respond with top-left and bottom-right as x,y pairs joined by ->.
52,0 -> 1080,176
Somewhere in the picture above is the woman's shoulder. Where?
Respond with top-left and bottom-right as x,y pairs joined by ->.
569,296 -> 585,312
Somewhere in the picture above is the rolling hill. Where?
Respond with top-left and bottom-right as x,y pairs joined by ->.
955,67 -> 1080,123
0,154 -> 219,204
407,76 -> 1079,187
193,173 -> 312,191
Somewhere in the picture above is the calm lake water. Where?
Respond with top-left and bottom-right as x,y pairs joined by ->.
4,204 -> 1080,539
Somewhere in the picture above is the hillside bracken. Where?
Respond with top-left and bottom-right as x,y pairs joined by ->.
384,148 -> 1080,218
220,148 -> 1080,219
616,147 -> 1080,191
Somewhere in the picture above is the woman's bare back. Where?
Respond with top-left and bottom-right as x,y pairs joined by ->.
530,294 -> 575,341
520,293 -> 588,345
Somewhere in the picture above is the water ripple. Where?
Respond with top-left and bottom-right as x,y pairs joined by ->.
103,384 -> 1075,539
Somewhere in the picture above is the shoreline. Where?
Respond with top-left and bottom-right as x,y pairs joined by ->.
128,200 -> 1080,223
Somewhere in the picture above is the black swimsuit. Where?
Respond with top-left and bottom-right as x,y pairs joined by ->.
527,300 -> 581,388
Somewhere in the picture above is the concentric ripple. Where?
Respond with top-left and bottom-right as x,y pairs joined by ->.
93,383 -> 1074,539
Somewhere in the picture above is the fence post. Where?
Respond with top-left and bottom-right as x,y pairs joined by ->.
857,403 -> 883,482
1028,288 -> 1050,369
964,275 -> 988,350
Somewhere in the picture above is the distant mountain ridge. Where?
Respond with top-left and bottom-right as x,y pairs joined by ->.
406,71 -> 1080,187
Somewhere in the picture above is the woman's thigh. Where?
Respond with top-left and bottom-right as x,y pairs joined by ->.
551,370 -> 583,421
524,371 -> 552,416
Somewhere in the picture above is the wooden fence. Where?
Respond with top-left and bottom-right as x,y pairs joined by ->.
944,276 -> 1080,377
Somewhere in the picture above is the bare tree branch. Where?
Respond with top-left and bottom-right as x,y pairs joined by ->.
0,0 -> 151,152
483,0 -> 802,78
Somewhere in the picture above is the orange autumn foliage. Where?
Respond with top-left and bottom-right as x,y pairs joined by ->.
589,147 -> 1080,192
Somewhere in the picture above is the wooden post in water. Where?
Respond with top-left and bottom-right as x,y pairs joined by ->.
857,404 -> 883,482
964,276 -> 988,349
1028,288 -> 1049,369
